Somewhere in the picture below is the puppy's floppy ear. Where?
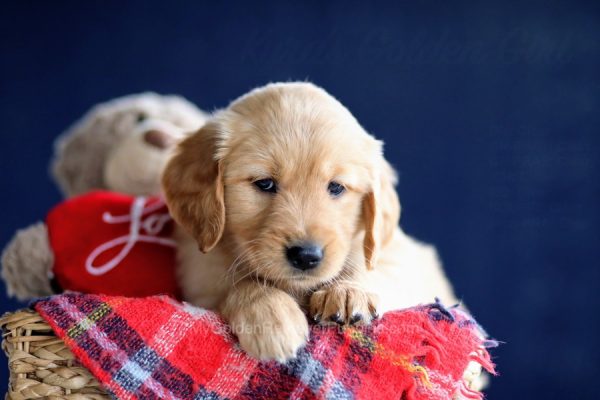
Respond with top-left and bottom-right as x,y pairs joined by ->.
362,156 -> 401,270
162,122 -> 225,253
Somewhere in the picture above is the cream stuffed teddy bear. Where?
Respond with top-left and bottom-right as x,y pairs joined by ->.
1,93 -> 207,300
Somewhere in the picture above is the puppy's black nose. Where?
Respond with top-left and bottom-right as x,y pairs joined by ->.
286,244 -> 323,271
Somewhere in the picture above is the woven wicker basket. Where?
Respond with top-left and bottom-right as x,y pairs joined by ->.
1,309 -> 109,400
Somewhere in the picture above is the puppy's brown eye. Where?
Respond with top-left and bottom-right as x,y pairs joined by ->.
136,113 -> 147,123
328,181 -> 345,197
254,178 -> 277,193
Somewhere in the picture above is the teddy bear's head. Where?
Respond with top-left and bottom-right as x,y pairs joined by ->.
51,93 -> 207,197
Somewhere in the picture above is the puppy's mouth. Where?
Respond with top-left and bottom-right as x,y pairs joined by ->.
238,240 -> 342,290
288,271 -> 317,281
274,271 -> 328,292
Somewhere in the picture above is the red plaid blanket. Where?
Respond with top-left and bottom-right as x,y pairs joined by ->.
34,294 -> 496,400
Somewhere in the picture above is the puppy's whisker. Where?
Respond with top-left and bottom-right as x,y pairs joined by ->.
226,243 -> 264,287
231,261 -> 259,287
230,248 -> 275,288
226,250 -> 252,280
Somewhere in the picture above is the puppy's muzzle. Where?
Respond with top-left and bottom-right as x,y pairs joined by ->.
286,243 -> 323,271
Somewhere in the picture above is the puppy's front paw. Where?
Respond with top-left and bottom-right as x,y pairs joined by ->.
310,285 -> 378,326
230,290 -> 309,362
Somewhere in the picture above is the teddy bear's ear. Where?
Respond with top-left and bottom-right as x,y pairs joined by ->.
51,129 -> 111,197
162,122 -> 225,253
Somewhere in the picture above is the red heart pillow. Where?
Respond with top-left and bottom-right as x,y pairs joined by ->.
46,191 -> 181,298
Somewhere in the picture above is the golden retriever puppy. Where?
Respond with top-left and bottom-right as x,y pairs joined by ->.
162,82 -> 456,362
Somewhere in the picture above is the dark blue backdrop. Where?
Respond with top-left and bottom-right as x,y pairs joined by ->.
1,1 -> 598,398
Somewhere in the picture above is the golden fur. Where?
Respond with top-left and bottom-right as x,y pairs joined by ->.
162,82 -> 456,361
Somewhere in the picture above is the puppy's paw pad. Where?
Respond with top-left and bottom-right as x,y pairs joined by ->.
310,286 -> 378,326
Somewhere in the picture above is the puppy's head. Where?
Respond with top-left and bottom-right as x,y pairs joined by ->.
163,83 -> 399,290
